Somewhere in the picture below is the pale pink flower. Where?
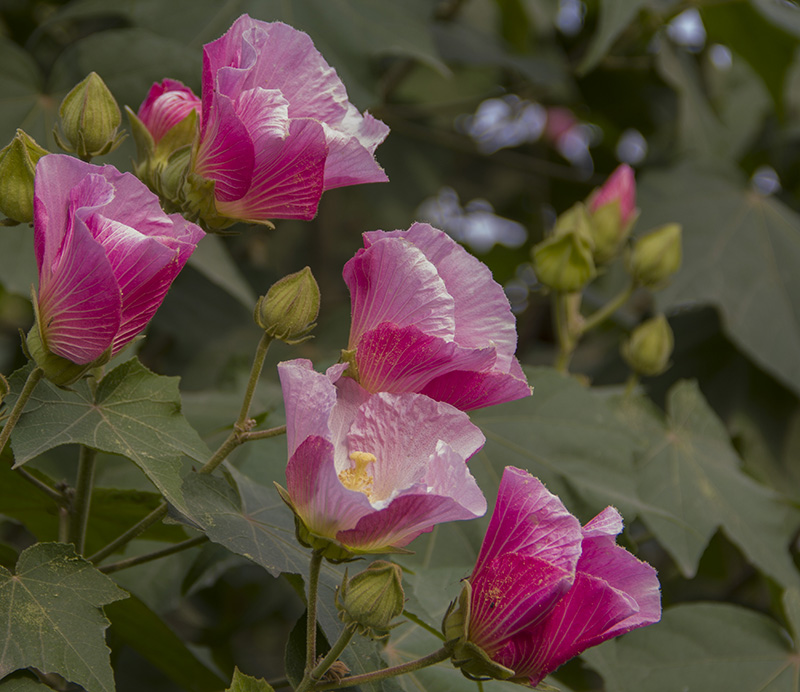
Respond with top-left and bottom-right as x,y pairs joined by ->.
458,466 -> 661,687
137,78 -> 201,145
278,358 -> 486,553
34,154 -> 204,364
589,163 -> 637,228
177,14 -> 388,223
343,223 -> 531,411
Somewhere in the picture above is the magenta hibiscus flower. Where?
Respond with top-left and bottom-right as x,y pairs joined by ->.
32,154 -> 204,366
446,466 -> 661,687
343,223 -> 531,411
277,358 -> 486,556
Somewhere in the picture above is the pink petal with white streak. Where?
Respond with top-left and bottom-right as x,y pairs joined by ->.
345,237 -> 455,347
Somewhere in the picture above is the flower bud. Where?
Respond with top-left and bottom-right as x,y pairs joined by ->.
629,223 -> 682,288
54,72 -> 124,159
621,314 -> 674,376
336,561 -> 405,639
255,267 -> 320,344
553,202 -> 593,244
532,230 -> 596,293
0,130 -> 48,223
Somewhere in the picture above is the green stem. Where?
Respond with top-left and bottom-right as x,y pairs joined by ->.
99,535 -> 208,574
14,467 -> 65,503
553,293 -> 575,373
580,281 -> 635,334
0,366 -> 43,456
58,505 -> 69,543
69,446 -> 97,553
402,610 -> 445,641
624,372 -> 640,398
240,425 -> 286,442
196,333 -> 274,476
88,502 -> 168,564
236,332 -> 273,429
312,646 -> 452,691
296,627 -> 355,692
305,549 -> 325,677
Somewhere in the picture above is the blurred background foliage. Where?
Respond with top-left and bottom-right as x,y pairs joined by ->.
3,0 -> 800,690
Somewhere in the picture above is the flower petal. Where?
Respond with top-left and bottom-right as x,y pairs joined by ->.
345,237 -> 456,347
472,467 -> 582,581
421,359 -> 532,411
215,117 -> 327,221
321,109 -> 389,189
138,79 -> 201,143
345,392 -> 485,501
364,223 -> 519,370
287,435 -> 373,538
469,552 -> 574,649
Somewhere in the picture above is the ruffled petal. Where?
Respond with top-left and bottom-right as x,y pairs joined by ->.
344,237 -> 455,347
356,323 -> 497,395
473,467 -> 583,581
496,571 -> 640,686
421,360 -> 532,411
321,110 -> 389,190
364,223 -> 518,369
278,359 -> 340,458
345,391 -> 485,501
286,435 -> 373,538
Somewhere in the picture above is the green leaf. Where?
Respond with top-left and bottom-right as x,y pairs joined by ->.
225,667 -> 275,692
179,468 -> 346,636
0,543 -> 127,692
0,38 -> 49,147
616,381 -> 800,586
0,228 -> 36,298
106,592 -> 227,692
640,165 -> 800,397
582,603 -> 798,691
578,0 -> 649,74
0,673 -> 51,691
471,367 -> 640,516
7,359 -> 210,479
701,0 -> 794,112
0,461 -> 186,554
284,611 -> 331,690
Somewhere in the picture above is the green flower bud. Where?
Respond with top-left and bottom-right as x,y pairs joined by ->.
442,581 -> 515,682
621,314 -> 674,377
589,200 -> 639,265
255,267 -> 320,344
532,229 -> 596,293
336,561 -> 405,639
553,202 -> 593,245
629,223 -> 682,288
54,72 -> 124,160
0,130 -> 49,223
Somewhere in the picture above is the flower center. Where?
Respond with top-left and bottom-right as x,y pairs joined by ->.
339,451 -> 376,500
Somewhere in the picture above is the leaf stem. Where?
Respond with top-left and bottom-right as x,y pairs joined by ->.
99,535 -> 208,574
296,627 -> 355,692
305,549 -> 325,677
88,502 -> 168,564
312,645 -> 452,691
69,445 -> 97,553
0,366 -> 43,456
197,333 -> 273,476
240,425 -> 286,442
580,280 -> 635,334
14,466 -> 65,503
402,610 -> 445,641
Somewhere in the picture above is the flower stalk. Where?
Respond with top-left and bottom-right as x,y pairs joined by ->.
69,445 -> 97,554
0,366 -> 43,456
305,549 -> 325,677
295,626 -> 355,692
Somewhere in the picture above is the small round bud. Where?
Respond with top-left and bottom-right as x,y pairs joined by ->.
0,130 -> 48,223
255,267 -> 320,344
54,72 -> 124,160
621,314 -> 674,376
629,223 -> 682,288
336,561 -> 405,639
532,229 -> 596,293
